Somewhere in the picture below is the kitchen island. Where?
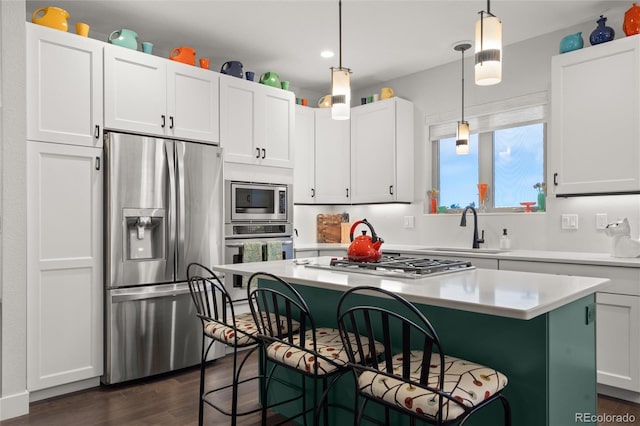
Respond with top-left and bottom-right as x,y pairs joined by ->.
212,257 -> 611,426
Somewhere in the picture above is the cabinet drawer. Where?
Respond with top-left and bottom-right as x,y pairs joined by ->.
499,260 -> 640,296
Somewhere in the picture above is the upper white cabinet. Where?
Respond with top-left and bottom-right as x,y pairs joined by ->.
551,35 -> 640,196
294,105 -> 316,203
293,107 -> 351,204
26,23 -> 103,147
27,141 -> 103,391
104,44 -> 219,143
220,74 -> 294,168
315,108 -> 351,203
350,97 -> 414,203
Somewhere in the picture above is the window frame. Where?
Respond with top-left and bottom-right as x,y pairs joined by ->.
431,121 -> 547,213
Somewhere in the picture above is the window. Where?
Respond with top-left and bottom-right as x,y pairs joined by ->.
432,122 -> 546,212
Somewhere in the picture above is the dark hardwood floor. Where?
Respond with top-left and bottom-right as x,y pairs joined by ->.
2,350 -> 639,426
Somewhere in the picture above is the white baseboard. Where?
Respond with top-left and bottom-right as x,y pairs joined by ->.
598,383 -> 640,404
29,377 -> 100,403
0,390 -> 29,421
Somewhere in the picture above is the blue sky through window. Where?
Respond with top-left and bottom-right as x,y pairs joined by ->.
439,135 -> 479,208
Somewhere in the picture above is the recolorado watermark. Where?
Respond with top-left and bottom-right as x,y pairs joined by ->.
575,412 -> 636,423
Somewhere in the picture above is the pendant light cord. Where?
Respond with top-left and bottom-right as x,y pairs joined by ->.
338,0 -> 343,68
461,48 -> 465,122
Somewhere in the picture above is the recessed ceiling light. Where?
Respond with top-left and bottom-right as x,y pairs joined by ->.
320,50 -> 335,58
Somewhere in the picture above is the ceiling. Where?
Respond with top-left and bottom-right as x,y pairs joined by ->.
26,1 -> 628,94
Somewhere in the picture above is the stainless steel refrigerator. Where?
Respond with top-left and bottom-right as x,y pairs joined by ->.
102,132 -> 224,385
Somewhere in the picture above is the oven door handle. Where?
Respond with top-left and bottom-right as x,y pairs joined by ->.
225,239 -> 293,248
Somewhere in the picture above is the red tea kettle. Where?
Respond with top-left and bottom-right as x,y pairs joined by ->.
347,218 -> 384,262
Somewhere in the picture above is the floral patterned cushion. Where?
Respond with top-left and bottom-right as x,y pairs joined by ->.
204,312 -> 298,347
266,328 -> 383,375
358,351 -> 508,421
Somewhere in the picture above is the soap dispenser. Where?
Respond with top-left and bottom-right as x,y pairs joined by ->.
500,228 -> 511,250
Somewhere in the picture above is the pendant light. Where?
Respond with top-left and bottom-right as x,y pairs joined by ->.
331,0 -> 351,120
475,0 -> 502,85
455,42 -> 471,155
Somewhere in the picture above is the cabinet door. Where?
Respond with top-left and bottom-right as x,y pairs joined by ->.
261,87 -> 294,168
596,293 -> 640,391
167,62 -> 220,144
293,105 -> 316,203
315,108 -> 351,203
104,44 -> 167,136
26,23 -> 103,147
350,100 -> 396,203
219,75 -> 259,164
551,36 -> 640,195
27,141 -> 103,391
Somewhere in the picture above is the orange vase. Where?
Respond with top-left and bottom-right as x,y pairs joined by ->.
430,197 -> 437,214
624,3 -> 640,36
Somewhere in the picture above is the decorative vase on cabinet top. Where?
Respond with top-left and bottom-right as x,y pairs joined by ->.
559,32 -> 583,54
624,3 -> 640,36
590,15 -> 615,45
32,6 -> 69,32
108,29 -> 138,50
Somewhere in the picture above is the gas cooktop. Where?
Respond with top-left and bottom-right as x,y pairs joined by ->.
305,255 -> 475,279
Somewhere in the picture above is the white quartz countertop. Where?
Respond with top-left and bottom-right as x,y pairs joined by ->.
294,243 -> 640,268
212,256 -> 610,320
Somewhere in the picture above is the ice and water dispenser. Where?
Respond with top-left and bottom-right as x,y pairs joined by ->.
123,208 -> 165,261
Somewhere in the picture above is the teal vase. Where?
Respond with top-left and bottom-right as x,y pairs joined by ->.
537,192 -> 546,212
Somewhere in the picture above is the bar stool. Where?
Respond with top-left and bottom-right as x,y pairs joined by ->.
186,263 -> 263,426
247,272 -> 383,426
336,285 -> 511,426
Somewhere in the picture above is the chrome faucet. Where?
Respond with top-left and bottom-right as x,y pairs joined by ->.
460,205 -> 485,249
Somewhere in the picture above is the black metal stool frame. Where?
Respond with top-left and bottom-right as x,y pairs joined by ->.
336,285 -> 511,426
247,271 -> 353,426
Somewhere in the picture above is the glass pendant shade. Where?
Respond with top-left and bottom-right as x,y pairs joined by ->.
331,67 -> 350,120
456,121 -> 470,155
475,13 -> 502,85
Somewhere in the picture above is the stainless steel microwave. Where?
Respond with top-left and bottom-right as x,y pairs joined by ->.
225,181 -> 292,223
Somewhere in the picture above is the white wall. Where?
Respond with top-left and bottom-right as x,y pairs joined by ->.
294,9 -> 640,254
0,0 -> 28,420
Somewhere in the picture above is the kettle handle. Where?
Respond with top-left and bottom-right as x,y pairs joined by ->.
170,48 -> 180,58
32,7 -> 47,21
221,61 -> 231,71
108,30 -> 121,41
349,218 -> 378,243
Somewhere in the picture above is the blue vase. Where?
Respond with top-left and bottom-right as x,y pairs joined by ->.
590,15 -> 615,45
559,32 -> 583,54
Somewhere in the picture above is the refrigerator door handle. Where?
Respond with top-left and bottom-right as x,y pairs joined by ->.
165,141 -> 177,278
175,142 -> 186,274
111,283 -> 193,303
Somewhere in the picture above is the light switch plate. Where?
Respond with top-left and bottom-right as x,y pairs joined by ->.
561,214 -> 579,230
596,213 -> 608,230
403,216 -> 415,229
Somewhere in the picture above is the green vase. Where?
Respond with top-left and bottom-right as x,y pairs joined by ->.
537,192 -> 546,212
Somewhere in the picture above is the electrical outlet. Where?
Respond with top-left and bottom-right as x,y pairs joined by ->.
403,216 -> 415,229
596,213 -> 608,230
561,214 -> 579,230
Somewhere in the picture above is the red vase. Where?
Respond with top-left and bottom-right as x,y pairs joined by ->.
624,3 -> 640,36
430,197 -> 437,214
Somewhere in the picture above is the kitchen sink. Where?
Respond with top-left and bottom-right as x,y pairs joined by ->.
417,247 -> 510,254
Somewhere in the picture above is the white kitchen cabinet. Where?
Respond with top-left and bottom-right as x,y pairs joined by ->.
26,141 -> 103,391
315,108 -> 351,203
350,97 -> 414,203
293,107 -> 350,204
550,35 -> 640,195
104,44 -> 219,143
26,23 -> 103,147
499,259 -> 640,394
220,74 -> 294,168
294,105 -> 316,203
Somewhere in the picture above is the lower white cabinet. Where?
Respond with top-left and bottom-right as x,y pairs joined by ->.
596,292 -> 640,391
499,259 -> 640,393
26,141 -> 103,391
